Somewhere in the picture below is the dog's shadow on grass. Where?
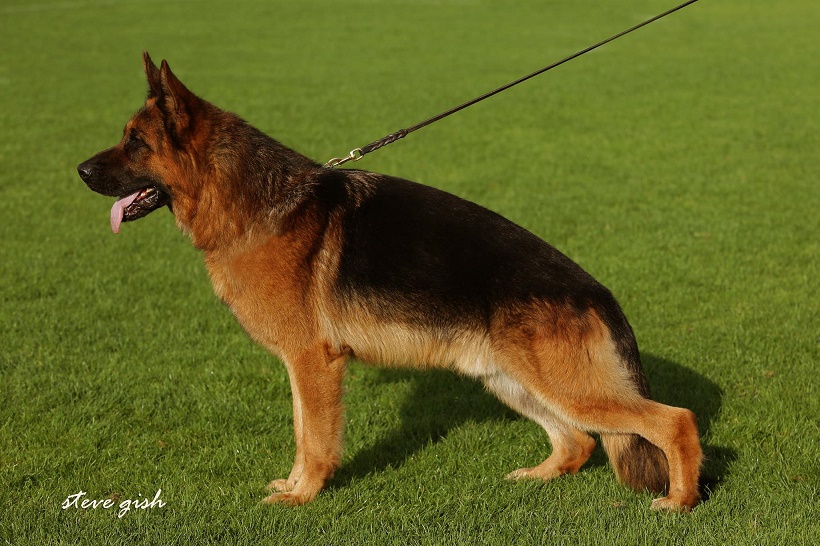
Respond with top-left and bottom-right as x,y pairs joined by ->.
331,353 -> 734,501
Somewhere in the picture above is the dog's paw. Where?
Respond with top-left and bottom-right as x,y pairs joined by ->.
505,467 -> 533,481
266,478 -> 294,492
504,466 -> 562,481
650,495 -> 697,513
261,491 -> 313,506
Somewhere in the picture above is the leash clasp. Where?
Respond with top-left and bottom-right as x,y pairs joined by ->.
324,148 -> 363,169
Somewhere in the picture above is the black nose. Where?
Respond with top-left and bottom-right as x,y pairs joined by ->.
77,161 -> 93,182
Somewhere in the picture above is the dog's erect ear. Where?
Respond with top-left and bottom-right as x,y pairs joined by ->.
143,51 -> 162,99
157,58 -> 198,137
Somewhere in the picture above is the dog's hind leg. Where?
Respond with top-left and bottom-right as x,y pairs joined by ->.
495,328 -> 702,511
560,397 -> 700,511
262,344 -> 348,506
482,372 -> 596,481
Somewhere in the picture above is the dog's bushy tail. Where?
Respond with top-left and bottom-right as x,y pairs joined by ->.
601,433 -> 669,494
597,299 -> 670,494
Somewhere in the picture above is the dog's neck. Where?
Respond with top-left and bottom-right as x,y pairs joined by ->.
171,113 -> 320,252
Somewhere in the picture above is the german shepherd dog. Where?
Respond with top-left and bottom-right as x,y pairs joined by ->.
77,53 -> 702,511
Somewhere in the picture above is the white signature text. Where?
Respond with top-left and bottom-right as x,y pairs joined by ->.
61,489 -> 166,518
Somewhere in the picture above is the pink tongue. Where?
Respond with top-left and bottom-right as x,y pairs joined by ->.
110,192 -> 140,234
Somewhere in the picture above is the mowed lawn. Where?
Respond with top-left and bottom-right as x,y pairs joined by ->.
0,0 -> 817,543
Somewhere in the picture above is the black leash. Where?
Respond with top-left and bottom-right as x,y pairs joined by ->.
325,0 -> 700,168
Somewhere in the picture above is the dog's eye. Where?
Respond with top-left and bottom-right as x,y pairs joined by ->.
125,130 -> 147,152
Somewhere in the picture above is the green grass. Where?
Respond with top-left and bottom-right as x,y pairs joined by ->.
1,0 -> 818,543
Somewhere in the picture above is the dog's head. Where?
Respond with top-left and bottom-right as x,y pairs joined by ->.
77,52 -> 204,234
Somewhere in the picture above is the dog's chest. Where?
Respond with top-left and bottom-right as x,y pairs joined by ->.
203,237 -> 315,351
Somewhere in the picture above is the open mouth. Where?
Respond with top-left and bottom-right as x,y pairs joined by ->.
110,186 -> 170,234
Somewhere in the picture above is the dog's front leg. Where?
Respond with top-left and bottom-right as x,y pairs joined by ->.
263,345 -> 347,505
265,370 -> 306,494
